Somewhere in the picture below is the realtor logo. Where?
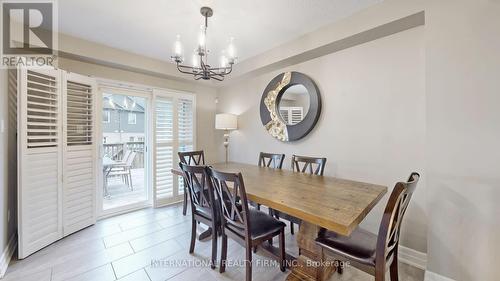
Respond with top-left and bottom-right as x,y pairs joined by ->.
1,0 -> 57,67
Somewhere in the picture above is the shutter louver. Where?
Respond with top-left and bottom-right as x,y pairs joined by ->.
155,98 -> 174,200
290,108 -> 303,125
66,81 -> 93,146
280,109 -> 289,124
178,98 -> 194,144
26,70 -> 58,148
177,98 -> 194,194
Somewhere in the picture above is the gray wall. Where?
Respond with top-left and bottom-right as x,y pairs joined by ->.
425,1 -> 500,280
216,26 -> 427,253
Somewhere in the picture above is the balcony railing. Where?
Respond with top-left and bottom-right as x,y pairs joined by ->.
103,142 -> 144,168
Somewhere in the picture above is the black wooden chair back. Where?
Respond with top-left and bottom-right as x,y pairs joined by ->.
291,155 -> 327,175
375,172 -> 420,272
179,163 -> 215,218
258,152 -> 285,169
208,168 -> 250,237
179,150 -> 205,165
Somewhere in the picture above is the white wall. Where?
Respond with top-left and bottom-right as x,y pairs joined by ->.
216,26 -> 427,252
425,0 -> 500,280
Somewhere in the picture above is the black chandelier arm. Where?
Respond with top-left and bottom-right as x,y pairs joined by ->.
210,75 -> 224,81
176,63 -> 202,74
208,65 -> 233,76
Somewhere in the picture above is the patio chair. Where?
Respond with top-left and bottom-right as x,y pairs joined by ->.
108,152 -> 137,190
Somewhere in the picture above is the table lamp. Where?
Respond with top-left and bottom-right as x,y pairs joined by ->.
215,113 -> 238,163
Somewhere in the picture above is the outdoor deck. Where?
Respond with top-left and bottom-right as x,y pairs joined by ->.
104,168 -> 147,210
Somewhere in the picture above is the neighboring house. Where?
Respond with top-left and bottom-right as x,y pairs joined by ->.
102,95 -> 145,144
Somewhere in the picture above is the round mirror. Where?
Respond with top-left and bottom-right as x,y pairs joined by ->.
260,72 -> 321,142
278,85 -> 310,125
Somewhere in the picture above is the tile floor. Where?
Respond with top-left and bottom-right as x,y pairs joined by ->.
4,204 -> 424,281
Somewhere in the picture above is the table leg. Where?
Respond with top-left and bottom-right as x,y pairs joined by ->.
286,221 -> 335,281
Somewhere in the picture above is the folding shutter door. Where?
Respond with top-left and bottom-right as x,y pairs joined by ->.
62,73 -> 97,236
17,69 -> 97,258
18,68 -> 63,258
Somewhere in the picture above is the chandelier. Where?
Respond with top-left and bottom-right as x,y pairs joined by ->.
171,7 -> 236,81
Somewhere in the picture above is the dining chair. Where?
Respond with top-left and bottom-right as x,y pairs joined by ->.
179,162 -> 219,269
258,152 -> 285,169
179,150 -> 205,215
315,172 -> 420,281
273,154 -> 327,235
254,152 -> 286,211
291,154 -> 327,176
208,167 -> 286,281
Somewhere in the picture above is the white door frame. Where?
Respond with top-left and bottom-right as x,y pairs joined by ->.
96,86 -> 154,218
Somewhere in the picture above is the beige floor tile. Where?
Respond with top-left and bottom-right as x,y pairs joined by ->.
117,268 -> 151,281
6,237 -> 106,278
64,264 -> 116,281
112,239 -> 182,278
51,243 -> 133,281
103,222 -> 163,248
1,268 -> 52,281
129,221 -> 191,252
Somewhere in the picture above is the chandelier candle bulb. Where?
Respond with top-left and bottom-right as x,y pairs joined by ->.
192,54 -> 199,68
174,35 -> 183,57
198,25 -> 206,49
228,37 -> 236,59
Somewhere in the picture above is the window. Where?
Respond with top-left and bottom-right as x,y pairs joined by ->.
103,137 -> 107,144
103,111 -> 110,123
129,137 -> 135,142
128,113 -> 136,124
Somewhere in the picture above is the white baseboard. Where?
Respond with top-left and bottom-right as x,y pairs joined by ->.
399,245 -> 427,270
0,234 -> 17,279
425,270 -> 457,281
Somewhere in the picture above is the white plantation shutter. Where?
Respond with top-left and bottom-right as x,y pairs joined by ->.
154,96 -> 175,204
153,91 -> 196,206
18,68 -> 63,258
290,107 -> 303,125
25,70 -> 59,148
177,98 -> 194,193
17,69 -> 97,258
62,73 -> 96,236
280,107 -> 303,125
279,109 -> 289,124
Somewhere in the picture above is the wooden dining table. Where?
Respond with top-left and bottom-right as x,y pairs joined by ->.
173,162 -> 387,281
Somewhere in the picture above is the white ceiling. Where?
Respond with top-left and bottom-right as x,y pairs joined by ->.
58,0 -> 382,64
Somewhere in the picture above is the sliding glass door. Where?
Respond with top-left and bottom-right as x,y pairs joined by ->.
99,89 -> 151,214
96,85 -> 195,215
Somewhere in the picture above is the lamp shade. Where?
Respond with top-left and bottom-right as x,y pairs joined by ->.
215,113 -> 237,130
